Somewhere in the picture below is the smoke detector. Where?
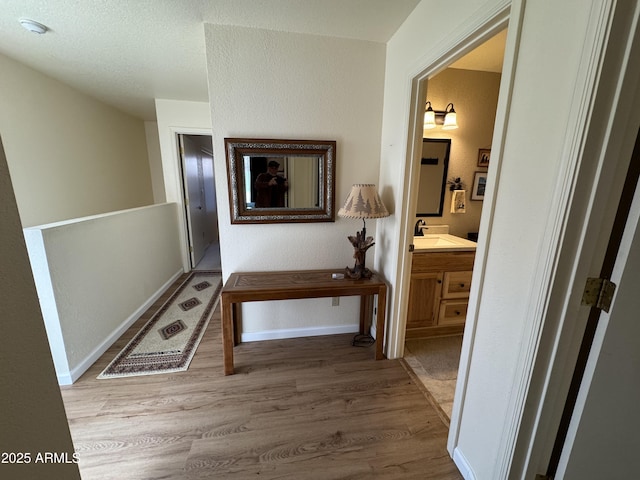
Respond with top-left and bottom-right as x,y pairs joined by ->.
20,18 -> 48,34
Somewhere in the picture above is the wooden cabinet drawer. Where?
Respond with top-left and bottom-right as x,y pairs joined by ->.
412,251 -> 475,273
438,300 -> 468,325
442,271 -> 473,298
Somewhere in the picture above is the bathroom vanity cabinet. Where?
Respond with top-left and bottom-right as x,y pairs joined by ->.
406,250 -> 475,338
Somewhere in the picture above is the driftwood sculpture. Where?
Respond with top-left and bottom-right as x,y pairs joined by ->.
345,230 -> 375,279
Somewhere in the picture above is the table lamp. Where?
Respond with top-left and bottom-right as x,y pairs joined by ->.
338,184 -> 390,279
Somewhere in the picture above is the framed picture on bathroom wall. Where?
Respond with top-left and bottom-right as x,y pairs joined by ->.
471,171 -> 487,200
478,148 -> 491,167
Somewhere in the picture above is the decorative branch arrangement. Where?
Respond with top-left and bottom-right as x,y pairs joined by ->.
346,229 -> 375,279
448,176 -> 464,191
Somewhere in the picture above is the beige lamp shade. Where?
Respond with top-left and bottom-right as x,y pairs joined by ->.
338,184 -> 389,219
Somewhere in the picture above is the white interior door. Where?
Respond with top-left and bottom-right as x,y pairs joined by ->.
201,150 -> 218,246
555,147 -> 640,478
180,135 -> 207,267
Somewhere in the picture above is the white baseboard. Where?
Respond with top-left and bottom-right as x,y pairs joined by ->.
58,269 -> 184,385
241,324 -> 360,343
453,447 -> 477,480
56,372 -> 73,386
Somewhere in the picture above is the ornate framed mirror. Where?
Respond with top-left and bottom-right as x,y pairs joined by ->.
224,138 -> 336,224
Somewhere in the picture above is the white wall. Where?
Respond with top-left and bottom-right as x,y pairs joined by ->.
145,120 -> 166,203
0,136 -> 80,479
24,203 -> 184,384
203,24 -> 386,338
0,53 -> 153,227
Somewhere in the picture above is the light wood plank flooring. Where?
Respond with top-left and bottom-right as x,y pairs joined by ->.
61,274 -> 462,479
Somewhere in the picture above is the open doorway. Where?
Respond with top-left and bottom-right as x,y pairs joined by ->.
403,29 -> 507,422
178,134 -> 221,271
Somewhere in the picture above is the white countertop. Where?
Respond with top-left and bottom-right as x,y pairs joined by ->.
412,233 -> 477,252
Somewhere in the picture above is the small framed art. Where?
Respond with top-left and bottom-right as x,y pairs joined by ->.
478,148 -> 491,167
471,171 -> 488,200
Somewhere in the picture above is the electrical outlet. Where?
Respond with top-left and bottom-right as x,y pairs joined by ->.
331,297 -> 339,306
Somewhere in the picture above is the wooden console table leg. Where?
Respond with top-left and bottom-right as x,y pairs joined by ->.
221,296 -> 235,375
359,295 -> 371,334
375,286 -> 387,360
232,303 -> 241,346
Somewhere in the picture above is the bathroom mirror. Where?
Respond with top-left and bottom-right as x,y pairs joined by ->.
225,138 -> 336,224
416,138 -> 451,217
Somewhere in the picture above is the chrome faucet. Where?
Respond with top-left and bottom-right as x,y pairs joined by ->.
414,219 -> 427,236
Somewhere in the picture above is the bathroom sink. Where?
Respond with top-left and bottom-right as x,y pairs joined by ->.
413,233 -> 477,252
415,235 -> 459,247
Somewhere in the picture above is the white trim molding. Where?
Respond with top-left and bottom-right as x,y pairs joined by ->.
453,447 -> 477,480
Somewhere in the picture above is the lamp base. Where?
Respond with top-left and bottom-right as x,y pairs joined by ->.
345,225 -> 375,280
344,265 -> 373,279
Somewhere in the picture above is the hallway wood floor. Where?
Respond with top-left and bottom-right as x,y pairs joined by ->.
61,274 -> 462,479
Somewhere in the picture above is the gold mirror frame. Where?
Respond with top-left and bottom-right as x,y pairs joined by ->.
225,138 -> 336,224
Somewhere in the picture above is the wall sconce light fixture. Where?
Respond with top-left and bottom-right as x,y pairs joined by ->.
424,101 -> 458,130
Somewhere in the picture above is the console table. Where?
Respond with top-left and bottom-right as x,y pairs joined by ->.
220,269 -> 388,375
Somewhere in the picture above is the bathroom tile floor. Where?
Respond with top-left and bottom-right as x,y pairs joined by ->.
403,335 -> 463,423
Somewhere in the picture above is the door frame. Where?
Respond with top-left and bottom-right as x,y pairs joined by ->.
178,134 -> 208,268
392,0 -> 640,477
391,0 -> 511,355
392,0 -> 513,470
167,126 -> 214,272
509,3 -> 640,477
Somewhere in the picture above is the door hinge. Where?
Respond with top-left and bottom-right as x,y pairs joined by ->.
409,244 -> 415,252
581,277 -> 616,313
189,246 -> 193,253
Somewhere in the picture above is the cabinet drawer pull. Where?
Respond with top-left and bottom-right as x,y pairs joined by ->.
459,283 -> 466,288
455,310 -> 461,315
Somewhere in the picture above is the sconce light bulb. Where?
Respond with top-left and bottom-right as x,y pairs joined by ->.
424,110 -> 436,129
423,102 -> 436,129
442,113 -> 457,129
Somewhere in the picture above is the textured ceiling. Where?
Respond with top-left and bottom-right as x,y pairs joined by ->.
0,0 -> 420,121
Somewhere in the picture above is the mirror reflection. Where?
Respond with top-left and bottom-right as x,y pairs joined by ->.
243,155 -> 320,209
416,138 -> 451,216
225,138 -> 336,224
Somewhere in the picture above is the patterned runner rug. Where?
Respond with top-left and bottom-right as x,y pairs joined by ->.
97,271 -> 222,379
